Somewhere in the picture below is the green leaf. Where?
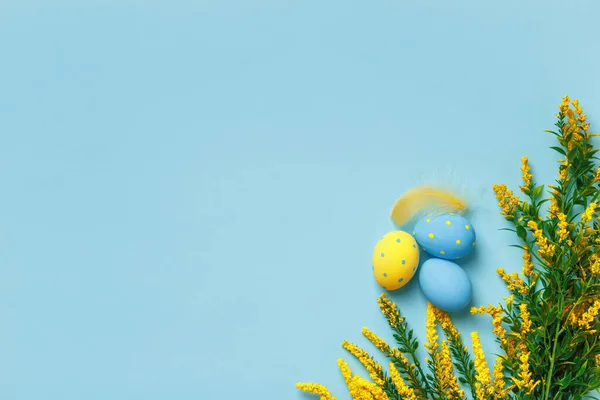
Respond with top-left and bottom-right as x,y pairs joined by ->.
551,146 -> 567,155
575,361 -> 589,379
516,225 -> 527,241
559,371 -> 573,388
568,146 -> 579,162
533,184 -> 545,198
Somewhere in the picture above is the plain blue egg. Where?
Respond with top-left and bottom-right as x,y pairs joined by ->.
413,213 -> 476,260
419,258 -> 472,312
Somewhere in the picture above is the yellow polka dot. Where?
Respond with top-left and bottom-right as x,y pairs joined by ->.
428,233 -> 434,239
440,251 -> 445,255
456,240 -> 461,245
472,242 -> 476,246
466,225 -> 471,230
426,219 -> 431,223
446,220 -> 451,225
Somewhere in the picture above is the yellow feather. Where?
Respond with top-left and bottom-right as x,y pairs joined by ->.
390,185 -> 468,227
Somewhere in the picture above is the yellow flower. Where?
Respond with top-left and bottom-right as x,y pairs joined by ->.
591,259 -> 600,275
519,303 -> 532,335
548,195 -> 560,217
341,341 -> 386,386
492,357 -> 511,399
471,304 -> 507,345
522,247 -> 535,277
337,359 -> 389,400
527,220 -> 555,259
425,302 -> 439,354
471,332 -> 493,400
520,156 -> 533,192
568,303 -> 586,326
432,306 -> 460,339
511,349 -> 541,395
493,184 -> 520,217
556,213 -> 569,242
388,347 -> 425,395
573,99 -> 582,114
560,95 -> 570,114
362,327 -> 390,354
388,362 -> 418,400
576,300 -> 600,330
559,165 -> 568,180
439,340 -> 464,399
296,383 -> 337,400
377,293 -> 401,326
389,348 -> 409,366
506,338 -> 517,361
565,108 -> 583,140
337,358 -> 352,383
595,166 -> 600,183
347,377 -> 389,400
582,203 -> 597,224
497,268 -> 528,295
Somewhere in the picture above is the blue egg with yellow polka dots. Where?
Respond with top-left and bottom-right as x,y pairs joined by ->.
413,213 -> 476,260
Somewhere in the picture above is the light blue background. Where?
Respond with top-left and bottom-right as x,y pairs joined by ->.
1,1 -> 599,399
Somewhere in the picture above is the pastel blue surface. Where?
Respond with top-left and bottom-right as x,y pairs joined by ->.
414,213 -> 476,260
0,1 -> 599,399
419,258 -> 473,313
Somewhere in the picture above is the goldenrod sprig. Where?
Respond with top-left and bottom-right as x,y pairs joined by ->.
362,327 -> 425,398
377,293 -> 433,397
433,307 -> 479,400
490,96 -> 600,399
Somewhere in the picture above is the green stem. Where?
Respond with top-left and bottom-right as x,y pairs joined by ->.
408,349 -> 433,397
449,337 -> 478,400
391,325 -> 433,397
544,324 -> 562,400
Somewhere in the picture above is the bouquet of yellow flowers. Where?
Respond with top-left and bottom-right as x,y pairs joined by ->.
296,96 -> 600,399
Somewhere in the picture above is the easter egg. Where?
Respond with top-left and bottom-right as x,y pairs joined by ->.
372,231 -> 420,291
413,213 -> 476,260
419,258 -> 472,312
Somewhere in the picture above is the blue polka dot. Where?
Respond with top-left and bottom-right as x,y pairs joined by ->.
383,273 -> 388,277
396,238 -> 401,243
398,278 -> 404,282
402,260 -> 406,265
381,253 -> 385,257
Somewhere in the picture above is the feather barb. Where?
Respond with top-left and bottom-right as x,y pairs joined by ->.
390,185 -> 468,227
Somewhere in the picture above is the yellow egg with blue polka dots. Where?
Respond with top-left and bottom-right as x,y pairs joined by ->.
372,231 -> 420,291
